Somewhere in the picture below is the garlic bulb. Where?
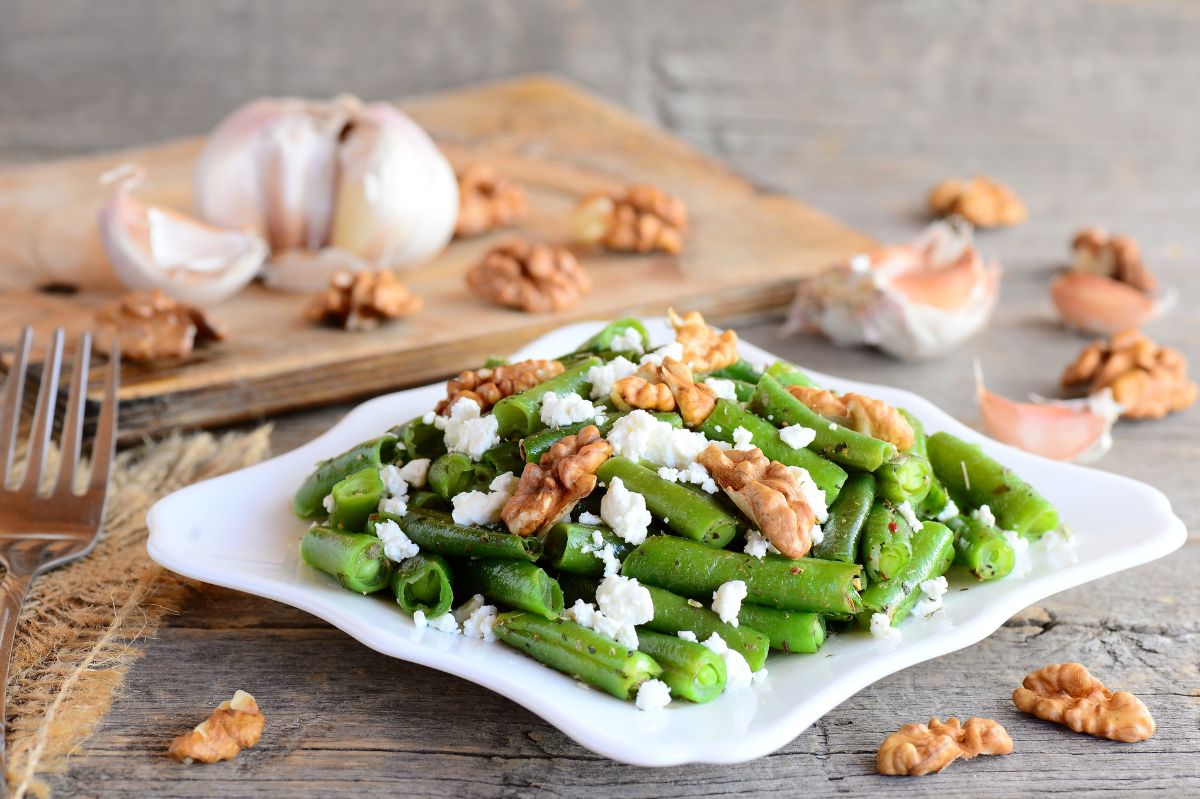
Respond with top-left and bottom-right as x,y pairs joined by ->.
98,164 -> 267,305
193,95 -> 457,282
786,220 -> 1000,360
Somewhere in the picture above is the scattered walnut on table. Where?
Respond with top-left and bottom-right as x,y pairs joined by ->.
1061,328 -> 1197,419
928,176 -> 1027,228
454,163 -> 528,238
571,184 -> 687,254
168,690 -> 265,764
697,445 -> 818,558
306,269 -> 422,331
94,290 -> 226,361
1013,662 -> 1156,742
465,239 -> 591,313
786,385 -> 915,450
667,308 -> 738,372
877,716 -> 1013,776
436,359 -> 565,415
1071,227 -> 1157,293
502,425 -> 612,536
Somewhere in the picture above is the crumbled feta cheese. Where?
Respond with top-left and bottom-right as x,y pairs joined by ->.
412,609 -> 427,629
972,504 -> 997,528
935,498 -> 960,522
607,409 -> 724,469
577,510 -> 602,525
398,458 -> 431,489
752,667 -> 769,684
565,599 -> 596,628
1002,529 -> 1030,557
378,496 -> 408,517
743,529 -> 780,559
609,327 -> 645,355
596,574 -> 654,627
582,530 -> 622,577
539,391 -> 600,427
635,679 -> 672,711
828,422 -> 837,431
913,576 -> 949,617
677,630 -> 698,642
427,612 -> 461,634
489,471 -> 520,496
586,356 -> 638,400
731,426 -> 755,451
462,603 -> 498,641
779,424 -> 817,449
322,493 -> 335,514
897,500 -> 924,532
453,593 -> 486,623
440,397 -> 500,461
378,464 -> 408,498
870,612 -> 901,640
810,524 -> 825,545
450,472 -> 518,526
785,466 -> 829,523
656,462 -> 718,494
640,341 -> 685,367
422,411 -> 437,425
600,476 -> 652,545
701,633 -> 753,690
375,519 -> 419,562
712,580 -> 748,627
703,378 -> 738,401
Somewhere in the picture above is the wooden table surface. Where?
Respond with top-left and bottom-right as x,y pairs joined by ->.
4,1 -> 1197,795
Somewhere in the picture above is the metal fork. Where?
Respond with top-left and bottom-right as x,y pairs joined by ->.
0,327 -> 118,788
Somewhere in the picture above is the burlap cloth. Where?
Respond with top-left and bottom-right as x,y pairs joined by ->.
5,427 -> 272,799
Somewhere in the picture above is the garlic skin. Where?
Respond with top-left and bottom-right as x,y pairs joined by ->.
978,372 -> 1121,464
193,95 -> 457,277
98,165 -> 267,305
786,220 -> 1000,360
1049,271 -> 1166,335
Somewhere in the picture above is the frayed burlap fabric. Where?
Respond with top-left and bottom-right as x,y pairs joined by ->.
5,427 -> 271,799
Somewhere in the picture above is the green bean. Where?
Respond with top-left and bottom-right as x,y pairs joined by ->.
750,374 -> 897,472
300,526 -> 393,594
899,409 -> 927,457
482,440 -> 525,478
428,452 -> 493,501
928,432 -> 1059,536
695,399 -> 848,501
408,490 -> 448,511
543,522 -> 632,576
521,411 -> 681,464
875,453 -> 933,506
493,357 -> 602,438
706,358 -> 763,384
765,359 -> 820,388
735,605 -> 826,653
494,613 -> 661,700
329,467 -> 385,532
483,355 -> 509,368
380,509 -> 541,561
634,630 -> 726,703
455,559 -> 564,620
390,553 -> 454,616
858,521 -> 955,628
293,434 -> 398,519
622,536 -> 863,616
812,472 -> 875,563
947,515 -> 1016,581
574,318 -> 650,354
556,573 -> 600,606
728,379 -> 757,403
859,501 -> 914,583
597,457 -> 741,548
397,417 -> 447,461
917,476 -> 951,519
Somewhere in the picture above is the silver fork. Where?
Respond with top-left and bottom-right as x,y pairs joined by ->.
0,327 -> 118,789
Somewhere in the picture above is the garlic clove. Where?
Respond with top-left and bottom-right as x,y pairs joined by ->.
261,246 -> 374,293
1049,271 -> 1161,335
99,164 -> 267,305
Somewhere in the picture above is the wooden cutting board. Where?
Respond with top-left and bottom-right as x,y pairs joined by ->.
0,76 -> 872,441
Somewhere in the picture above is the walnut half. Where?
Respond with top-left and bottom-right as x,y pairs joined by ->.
877,716 -> 1013,776
786,385 -> 915,450
668,308 -> 738,372
168,690 -> 265,764
1060,328 -> 1197,420
1071,227 -> 1157,293
610,357 -> 716,426
454,163 -> 528,238
572,184 -> 687,255
502,425 -> 612,536
466,239 -> 591,313
436,359 -> 565,415
306,269 -> 422,331
928,176 -> 1027,228
1013,662 -> 1156,743
94,290 -> 227,362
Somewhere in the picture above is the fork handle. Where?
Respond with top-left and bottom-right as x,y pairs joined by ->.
0,565 -> 35,788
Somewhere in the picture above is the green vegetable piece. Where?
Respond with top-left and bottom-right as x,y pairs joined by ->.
948,515 -> 1016,581
635,630 -> 726,704
455,559 -> 564,620
380,509 -> 541,561
597,457 -> 741,548
492,357 -> 602,438
390,553 -> 454,616
522,411 -> 680,464
859,501 -> 914,583
543,522 -> 632,576
482,440 -> 525,478
875,453 -> 933,506
640,584 -> 770,671
735,605 -> 826,653
705,358 -> 763,384
428,452 -> 493,501
858,521 -> 955,628
812,472 -> 875,563
300,526 -> 393,594
765,359 -> 820,388
575,318 -> 651,354
899,408 -> 927,457
293,434 -> 397,519
483,355 -> 509,368
398,417 -> 447,461
408,490 -> 448,511
329,467 -> 385,532
917,476 -> 951,519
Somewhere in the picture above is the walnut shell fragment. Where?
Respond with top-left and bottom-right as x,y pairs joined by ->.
786,385 -> 914,450
928,176 -> 1026,228
94,289 -> 227,361
306,268 -> 422,331
454,163 -> 528,238
168,690 -> 265,764
465,239 -> 591,313
437,359 -> 565,415
877,716 -> 1013,776
1013,662 -> 1155,742
502,425 -> 612,536
668,308 -> 738,372
572,184 -> 687,254
1061,328 -> 1197,419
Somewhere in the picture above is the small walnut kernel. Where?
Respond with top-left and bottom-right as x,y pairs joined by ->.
307,269 -> 422,331
572,184 -> 687,254
466,239 -> 591,313
1013,662 -> 1155,742
668,308 -> 738,372
611,370 -> 676,414
697,445 -> 817,558
877,717 -> 1013,776
928,176 -> 1027,228
502,425 -> 612,536
1061,328 -> 1197,419
1071,227 -> 1157,293
658,357 -> 717,426
168,690 -> 264,764
454,163 -> 528,238
786,386 -> 915,450
94,290 -> 226,361
436,359 -> 565,415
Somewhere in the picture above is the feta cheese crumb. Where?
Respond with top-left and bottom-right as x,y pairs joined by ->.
422,411 -> 437,425
587,356 -> 638,399
635,678 -> 672,711
453,593 -> 486,623
1002,529 -> 1030,557
640,341 -> 685,367
779,424 -> 817,450
972,504 -> 997,528
462,603 -> 498,641
378,464 -> 408,498
703,378 -> 738,401
785,466 -> 829,523
743,529 -> 780,559
677,630 -> 698,643
398,458 -> 431,489
450,471 -> 518,525
935,498 -> 960,522
828,422 -> 838,431
582,530 -> 622,577
577,510 -> 602,525
731,426 -> 755,451
897,500 -> 924,532
752,667 -> 769,684
656,462 -> 718,493
810,524 -> 825,545
412,609 -> 428,629
606,409 -> 723,469
600,476 -> 652,545
565,599 -> 596,628
539,391 -> 600,427
913,575 -> 949,617
428,612 -> 461,634
701,633 -> 753,690
596,574 -> 654,627
609,327 -> 645,355
440,397 -> 500,461
321,493 -> 335,514
870,612 -> 901,640
378,495 -> 408,518
375,519 -> 419,562
712,580 -> 748,627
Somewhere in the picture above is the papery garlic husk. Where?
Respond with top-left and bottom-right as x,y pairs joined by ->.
98,164 -> 268,305
786,220 -> 1000,360
976,363 -> 1121,463
1049,271 -> 1170,335
193,95 -> 458,281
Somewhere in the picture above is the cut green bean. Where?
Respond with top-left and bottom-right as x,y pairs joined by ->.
917,476 -> 951,519
622,536 -> 863,616
455,559 -> 564,620
329,467 -> 384,532
494,613 -> 661,700
398,417 -> 447,461
293,434 -> 397,519
634,630 -> 726,703
483,355 -> 509,368
765,359 -> 820,388
521,411 -> 681,464
928,432 -> 1059,536
428,452 -> 494,501
812,472 -> 875,563
300,526 -> 393,594
875,453 -> 933,506
706,358 -> 763,384
390,553 -> 454,616
574,318 -> 650,354
860,501 -> 914,583
858,521 -> 955,627
482,440 -> 525,478
379,509 -> 541,561
493,357 -> 602,438
408,490 -> 448,511
639,584 -> 770,671
899,409 -> 927,457
735,605 -> 826,653
543,522 -> 632,576
948,515 -> 1016,581
597,457 -> 741,548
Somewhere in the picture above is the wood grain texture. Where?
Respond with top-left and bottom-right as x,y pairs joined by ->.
2,0 -> 1197,795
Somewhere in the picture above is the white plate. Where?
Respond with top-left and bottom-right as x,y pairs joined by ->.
147,318 -> 1186,766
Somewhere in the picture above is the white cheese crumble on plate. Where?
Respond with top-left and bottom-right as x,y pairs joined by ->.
913,575 -> 949,617
540,391 -> 600,427
639,341 -> 685,367
677,630 -> 698,642
398,458 -> 431,489
701,632 -> 754,690
897,500 -> 924,532
712,580 -> 748,627
450,472 -> 518,525
935,498 -> 960,522
600,476 -> 652,545
609,328 -> 645,355
972,503 -> 997,528
731,426 -> 755,451
586,356 -> 638,400
703,378 -> 738,401
779,424 -> 817,449
375,519 -> 420,562
635,678 -> 672,711
438,397 -> 500,461
870,612 -> 901,640
743,529 -> 780,559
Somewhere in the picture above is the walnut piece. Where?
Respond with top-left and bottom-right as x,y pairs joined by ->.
668,308 -> 738,372
1013,662 -> 1155,742
306,269 -> 422,331
611,369 -> 676,414
94,290 -> 226,361
610,358 -> 717,425
1061,328 -> 1197,419
465,239 -> 591,313
437,359 -> 565,415
928,176 -> 1027,228
786,385 -> 915,450
572,184 -> 687,254
1071,227 -> 1157,293
502,425 -> 612,536
168,690 -> 265,764
877,716 -> 1013,776
454,163 -> 528,238
697,445 -> 817,558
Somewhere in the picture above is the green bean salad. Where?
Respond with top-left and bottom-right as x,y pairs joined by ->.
293,314 -> 1063,712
